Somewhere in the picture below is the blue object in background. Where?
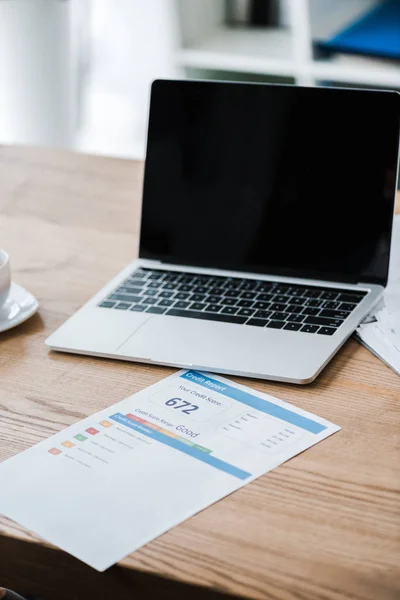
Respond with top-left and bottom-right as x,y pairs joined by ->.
317,0 -> 400,60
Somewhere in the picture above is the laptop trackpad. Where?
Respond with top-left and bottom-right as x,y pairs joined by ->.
118,315 -> 243,367
118,314 -> 291,374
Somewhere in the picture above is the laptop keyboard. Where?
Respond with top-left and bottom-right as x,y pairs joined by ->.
99,268 -> 367,336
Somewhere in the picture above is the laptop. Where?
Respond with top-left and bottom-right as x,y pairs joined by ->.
46,79 -> 400,384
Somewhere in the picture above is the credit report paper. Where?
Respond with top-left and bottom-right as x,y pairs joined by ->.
0,370 -> 340,571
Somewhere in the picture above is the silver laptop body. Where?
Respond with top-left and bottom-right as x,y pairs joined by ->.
46,80 -> 400,383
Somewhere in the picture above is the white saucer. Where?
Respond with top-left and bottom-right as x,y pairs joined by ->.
0,282 -> 39,333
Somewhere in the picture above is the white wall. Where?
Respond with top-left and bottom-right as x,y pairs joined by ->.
78,0 -> 181,159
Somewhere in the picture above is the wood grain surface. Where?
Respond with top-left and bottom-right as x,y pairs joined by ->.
0,145 -> 399,600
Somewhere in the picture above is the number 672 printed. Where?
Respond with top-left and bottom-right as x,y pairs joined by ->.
148,386 -> 230,422
164,398 -> 199,414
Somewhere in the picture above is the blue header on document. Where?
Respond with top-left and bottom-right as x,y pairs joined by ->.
181,371 -> 326,434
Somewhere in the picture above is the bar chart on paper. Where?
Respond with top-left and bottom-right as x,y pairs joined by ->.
46,409 -> 251,480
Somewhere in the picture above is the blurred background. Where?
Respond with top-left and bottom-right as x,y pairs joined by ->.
0,0 -> 399,164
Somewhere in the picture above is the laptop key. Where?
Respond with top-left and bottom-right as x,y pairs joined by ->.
320,309 -> 351,319
146,307 -> 167,314
272,312 -> 289,321
225,281 -> 241,289
247,318 -> 268,327
140,297 -> 159,305
317,327 -> 336,335
225,289 -> 238,297
284,322 -> 302,331
301,324 -> 319,333
288,314 -> 305,323
166,308 -> 247,325
158,299 -> 174,307
196,277 -> 212,285
322,301 -> 340,310
127,279 -> 146,287
241,291 -> 257,300
257,293 -> 274,302
190,302 -> 207,311
302,307 -> 320,316
221,306 -> 238,315
273,295 -> 289,303
159,291 -> 174,298
179,278 -> 195,286
320,291 -> 338,300
288,297 -> 305,305
288,288 -> 304,297
205,304 -> 222,313
174,301 -> 190,309
256,283 -> 275,292
178,285 -> 192,292
241,282 -> 257,290
130,304 -> 146,312
254,301 -> 271,310
220,297 -> 236,306
191,294 -> 206,302
164,274 -> 180,282
304,316 -> 343,327
238,308 -> 255,317
110,293 -> 141,303
142,289 -> 158,296
285,305 -> 303,314
304,299 -> 323,308
209,287 -> 224,296
148,282 -> 161,289
255,310 -> 273,319
337,293 -> 365,303
115,302 -> 131,310
207,295 -> 221,304
266,321 -> 285,329
99,301 -> 116,308
194,286 -> 208,294
340,302 -> 358,312
270,303 -> 287,312
273,286 -> 290,294
175,292 -> 190,300
304,289 -> 322,299
238,299 -> 253,308
118,286 -> 142,295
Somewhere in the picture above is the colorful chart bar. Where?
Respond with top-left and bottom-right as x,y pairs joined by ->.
109,413 -> 251,481
62,441 -> 75,448
86,428 -> 99,436
125,413 -> 211,451
181,371 -> 326,434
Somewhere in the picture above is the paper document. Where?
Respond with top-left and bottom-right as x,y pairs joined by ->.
356,214 -> 400,375
0,370 -> 340,571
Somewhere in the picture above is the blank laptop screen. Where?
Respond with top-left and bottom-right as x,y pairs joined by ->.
140,80 -> 400,286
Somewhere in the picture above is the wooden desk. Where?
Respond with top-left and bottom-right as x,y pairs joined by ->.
0,145 -> 399,600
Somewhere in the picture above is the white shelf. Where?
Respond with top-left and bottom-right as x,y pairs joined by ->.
175,0 -> 399,91
176,22 -> 400,89
176,25 -> 294,76
309,56 -> 400,88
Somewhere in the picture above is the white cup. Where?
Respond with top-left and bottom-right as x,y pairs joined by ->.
0,249 -> 11,308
